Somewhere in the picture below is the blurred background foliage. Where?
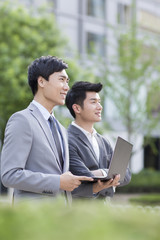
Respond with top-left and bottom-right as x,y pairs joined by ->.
0,1 -> 65,141
84,19 -> 160,144
0,1 -> 97,142
0,200 -> 160,240
1,0 -> 160,143
117,169 -> 160,193
1,0 -> 160,198
129,193 -> 160,206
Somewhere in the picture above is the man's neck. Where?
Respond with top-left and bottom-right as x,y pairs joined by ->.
34,96 -> 54,113
74,119 -> 94,133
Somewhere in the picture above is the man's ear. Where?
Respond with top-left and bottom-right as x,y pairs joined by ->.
37,76 -> 46,88
72,104 -> 81,114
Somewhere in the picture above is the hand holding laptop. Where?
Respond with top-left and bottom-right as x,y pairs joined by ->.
92,174 -> 120,193
88,136 -> 133,184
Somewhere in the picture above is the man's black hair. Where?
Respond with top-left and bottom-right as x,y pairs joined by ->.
28,55 -> 68,95
65,81 -> 102,118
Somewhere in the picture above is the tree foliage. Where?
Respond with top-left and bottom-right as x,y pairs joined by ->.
99,5 -> 160,142
0,1 -> 67,141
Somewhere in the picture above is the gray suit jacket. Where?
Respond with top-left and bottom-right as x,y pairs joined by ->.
68,124 -> 131,199
0,103 -> 69,201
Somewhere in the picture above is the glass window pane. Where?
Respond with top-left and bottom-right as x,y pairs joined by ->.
87,0 -> 105,19
117,3 -> 131,24
87,32 -> 105,57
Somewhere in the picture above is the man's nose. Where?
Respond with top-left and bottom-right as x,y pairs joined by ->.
97,102 -> 103,110
63,81 -> 69,91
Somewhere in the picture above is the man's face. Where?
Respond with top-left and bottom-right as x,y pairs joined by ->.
78,91 -> 102,123
43,69 -> 69,107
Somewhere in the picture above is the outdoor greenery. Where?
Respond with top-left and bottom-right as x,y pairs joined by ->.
0,1 -> 66,141
1,0 -> 160,205
0,199 -> 160,240
117,169 -> 160,193
84,0 -> 160,145
129,193 -> 160,206
0,1 -> 98,142
1,0 -> 160,142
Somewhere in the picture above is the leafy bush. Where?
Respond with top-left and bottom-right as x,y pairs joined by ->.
129,194 -> 160,206
0,198 -> 160,240
0,1 -> 67,141
117,169 -> 160,193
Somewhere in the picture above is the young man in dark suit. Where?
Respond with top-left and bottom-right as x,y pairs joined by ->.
66,81 -> 131,199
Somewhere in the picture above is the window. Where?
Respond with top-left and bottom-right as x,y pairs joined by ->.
144,137 -> 160,170
87,0 -> 105,19
117,3 -> 131,24
87,32 -> 105,57
139,10 -> 160,34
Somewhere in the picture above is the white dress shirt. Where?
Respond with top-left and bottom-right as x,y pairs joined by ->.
71,122 -> 115,193
72,121 -> 100,160
71,122 -> 114,182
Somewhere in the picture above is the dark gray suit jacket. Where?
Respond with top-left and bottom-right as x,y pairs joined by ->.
1,103 -> 69,201
68,124 -> 131,199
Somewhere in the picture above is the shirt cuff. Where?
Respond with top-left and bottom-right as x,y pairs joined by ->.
100,169 -> 108,177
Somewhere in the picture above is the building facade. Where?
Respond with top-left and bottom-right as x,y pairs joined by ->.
1,0 -> 160,176
49,0 -> 160,173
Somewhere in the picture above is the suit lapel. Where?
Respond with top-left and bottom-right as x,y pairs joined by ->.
28,103 -> 62,170
69,125 -> 99,164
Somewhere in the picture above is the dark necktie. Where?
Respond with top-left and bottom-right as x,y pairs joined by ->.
49,116 -> 63,169
49,116 -> 71,205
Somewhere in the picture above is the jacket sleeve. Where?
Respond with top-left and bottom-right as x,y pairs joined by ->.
1,113 -> 60,195
68,139 -> 96,198
69,141 -> 94,178
118,167 -> 132,187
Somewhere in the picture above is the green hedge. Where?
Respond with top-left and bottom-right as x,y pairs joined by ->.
0,199 -> 160,240
117,169 -> 160,193
129,194 -> 160,206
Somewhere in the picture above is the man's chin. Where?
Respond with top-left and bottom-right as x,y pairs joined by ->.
54,102 -> 64,107
95,118 -> 101,122
59,100 -> 65,106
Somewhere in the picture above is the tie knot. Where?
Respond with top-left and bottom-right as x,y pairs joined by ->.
49,116 -> 59,133
49,115 -> 56,123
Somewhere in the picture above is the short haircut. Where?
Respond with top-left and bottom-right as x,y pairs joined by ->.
65,81 -> 102,118
28,55 -> 68,95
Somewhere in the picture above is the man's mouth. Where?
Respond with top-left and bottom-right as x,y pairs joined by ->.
96,112 -> 101,117
60,93 -> 67,99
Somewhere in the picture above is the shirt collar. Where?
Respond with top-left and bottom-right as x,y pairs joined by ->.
71,121 -> 97,137
32,100 -> 54,121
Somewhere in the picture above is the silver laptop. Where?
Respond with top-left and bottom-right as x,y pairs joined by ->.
93,136 -> 133,183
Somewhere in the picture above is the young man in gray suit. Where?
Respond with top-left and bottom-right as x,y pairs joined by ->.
65,81 -> 131,199
0,56 -> 92,203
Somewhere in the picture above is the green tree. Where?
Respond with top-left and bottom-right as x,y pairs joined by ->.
0,1 -> 67,142
99,0 -> 160,143
0,1 -> 98,143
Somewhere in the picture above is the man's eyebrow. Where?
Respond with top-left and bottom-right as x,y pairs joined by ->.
89,98 -> 101,101
59,74 -> 70,80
